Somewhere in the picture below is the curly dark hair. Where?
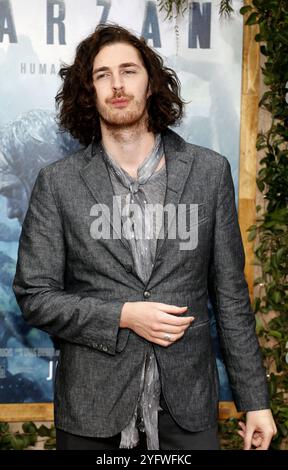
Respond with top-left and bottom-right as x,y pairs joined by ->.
55,24 -> 184,146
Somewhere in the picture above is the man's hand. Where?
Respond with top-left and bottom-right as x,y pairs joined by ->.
120,301 -> 194,347
237,409 -> 277,450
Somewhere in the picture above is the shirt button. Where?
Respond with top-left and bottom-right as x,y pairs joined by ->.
143,290 -> 151,299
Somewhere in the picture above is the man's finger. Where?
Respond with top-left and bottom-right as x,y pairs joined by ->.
255,431 -> 274,450
161,313 -> 195,327
159,304 -> 188,314
244,426 -> 254,450
154,323 -> 192,335
238,421 -> 246,431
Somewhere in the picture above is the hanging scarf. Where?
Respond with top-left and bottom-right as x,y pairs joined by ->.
101,134 -> 164,450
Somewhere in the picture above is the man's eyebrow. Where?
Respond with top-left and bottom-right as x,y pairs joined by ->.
92,63 -> 140,75
119,62 -> 140,68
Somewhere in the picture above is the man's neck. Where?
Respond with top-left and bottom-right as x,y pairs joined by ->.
101,124 -> 161,179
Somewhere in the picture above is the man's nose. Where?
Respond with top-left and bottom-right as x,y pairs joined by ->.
111,73 -> 124,92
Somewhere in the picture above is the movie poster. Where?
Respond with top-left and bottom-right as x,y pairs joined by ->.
0,0 -> 243,403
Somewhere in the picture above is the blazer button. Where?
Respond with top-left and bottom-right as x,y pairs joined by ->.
143,290 -> 151,299
102,345 -> 108,352
125,264 -> 133,273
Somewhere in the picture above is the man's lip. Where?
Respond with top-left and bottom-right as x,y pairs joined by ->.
110,98 -> 130,105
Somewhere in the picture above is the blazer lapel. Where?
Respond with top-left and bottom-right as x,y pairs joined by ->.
79,141 -> 132,256
153,129 -> 195,264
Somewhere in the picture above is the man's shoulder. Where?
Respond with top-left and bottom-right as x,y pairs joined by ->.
38,144 -> 89,177
163,128 -> 229,171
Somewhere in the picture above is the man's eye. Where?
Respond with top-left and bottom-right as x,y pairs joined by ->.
96,73 -> 109,80
123,70 -> 136,74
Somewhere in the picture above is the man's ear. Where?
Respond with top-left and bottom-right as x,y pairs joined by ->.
147,83 -> 152,98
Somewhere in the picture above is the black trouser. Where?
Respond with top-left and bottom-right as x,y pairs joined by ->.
56,394 -> 220,450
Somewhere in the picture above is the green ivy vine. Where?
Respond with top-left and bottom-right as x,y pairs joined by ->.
242,0 -> 288,449
157,0 -> 235,19
0,422 -> 55,450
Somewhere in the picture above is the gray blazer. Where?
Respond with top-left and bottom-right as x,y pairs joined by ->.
12,128 -> 270,438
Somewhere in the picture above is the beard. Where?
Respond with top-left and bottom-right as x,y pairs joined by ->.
97,95 -> 149,131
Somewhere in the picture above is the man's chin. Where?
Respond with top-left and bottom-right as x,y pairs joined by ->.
100,113 -> 146,129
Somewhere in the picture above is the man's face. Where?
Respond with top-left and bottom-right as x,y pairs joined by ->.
92,42 -> 150,129
0,182 -> 28,225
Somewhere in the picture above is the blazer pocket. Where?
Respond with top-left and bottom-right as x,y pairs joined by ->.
189,318 -> 210,330
115,328 -> 130,353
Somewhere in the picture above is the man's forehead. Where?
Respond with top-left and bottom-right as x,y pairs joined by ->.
93,42 -> 143,68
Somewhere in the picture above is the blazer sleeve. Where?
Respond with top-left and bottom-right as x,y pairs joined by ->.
12,166 -> 125,356
208,157 -> 270,411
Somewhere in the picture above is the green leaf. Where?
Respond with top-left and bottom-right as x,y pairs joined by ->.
247,224 -> 258,231
37,425 -> 50,437
21,434 -> 31,448
253,297 -> 262,314
10,435 -> 25,450
257,179 -> 265,192
254,33 -> 263,42
0,423 -> 9,433
22,421 -> 37,434
269,330 -> 282,339
240,5 -> 253,15
272,291 -> 282,304
268,379 -> 277,397
246,12 -> 258,25
44,437 -> 56,450
276,248 -> 286,262
255,315 -> 264,333
260,45 -> 269,56
1,434 -> 12,445
248,230 -> 257,241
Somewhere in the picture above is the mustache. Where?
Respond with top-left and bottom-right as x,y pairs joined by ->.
107,91 -> 133,101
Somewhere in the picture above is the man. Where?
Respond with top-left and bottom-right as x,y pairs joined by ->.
12,24 -> 276,450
